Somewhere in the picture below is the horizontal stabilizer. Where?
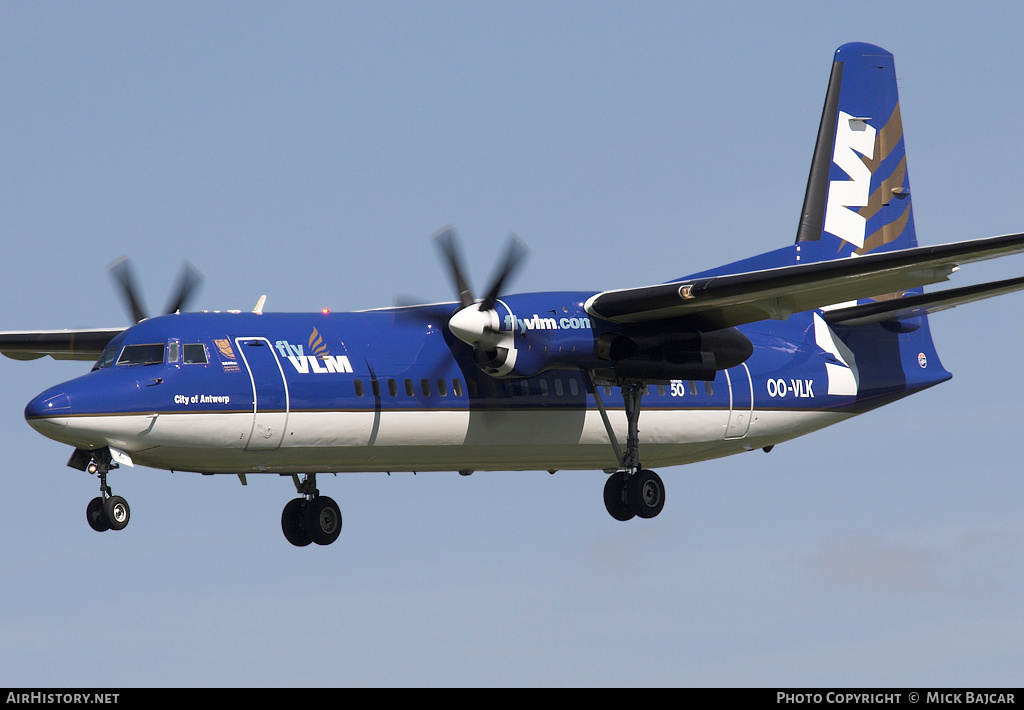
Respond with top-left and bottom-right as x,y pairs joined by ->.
824,275 -> 1024,326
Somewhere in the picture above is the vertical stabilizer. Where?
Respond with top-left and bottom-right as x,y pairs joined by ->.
796,43 -> 916,259
796,44 -> 949,404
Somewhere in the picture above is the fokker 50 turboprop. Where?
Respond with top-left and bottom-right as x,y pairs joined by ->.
5,43 -> 1024,546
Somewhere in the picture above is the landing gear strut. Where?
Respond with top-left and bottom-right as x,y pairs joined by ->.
281,473 -> 342,546
593,377 -> 667,521
76,448 -> 131,533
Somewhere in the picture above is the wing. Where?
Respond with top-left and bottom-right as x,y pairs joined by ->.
584,232 -> 1024,329
0,328 -> 125,361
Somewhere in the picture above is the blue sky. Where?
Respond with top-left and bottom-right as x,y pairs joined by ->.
1,1 -> 1022,687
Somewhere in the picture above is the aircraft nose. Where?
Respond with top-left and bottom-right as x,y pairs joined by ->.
25,388 -> 72,435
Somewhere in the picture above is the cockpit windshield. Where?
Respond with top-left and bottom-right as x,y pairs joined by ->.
94,335 -> 210,371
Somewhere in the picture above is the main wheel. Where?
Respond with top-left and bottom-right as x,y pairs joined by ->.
87,496 -> 110,532
103,495 -> 130,530
603,471 -> 635,521
305,496 -> 342,546
628,469 -> 665,519
281,498 -> 312,547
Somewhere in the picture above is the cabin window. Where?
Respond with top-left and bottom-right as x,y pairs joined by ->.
539,379 -> 549,396
167,342 -> 179,364
554,379 -> 564,397
388,379 -> 398,397
689,381 -> 698,396
371,379 -> 381,397
404,379 -> 415,397
657,384 -> 666,396
705,381 -> 714,396
116,343 -> 166,366
354,379 -> 365,397
436,379 -> 448,397
420,379 -> 431,397
453,379 -> 464,397
183,344 -> 208,364
569,379 -> 579,396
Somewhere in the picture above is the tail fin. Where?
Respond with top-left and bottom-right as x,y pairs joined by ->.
796,43 -> 915,259
797,44 -> 950,398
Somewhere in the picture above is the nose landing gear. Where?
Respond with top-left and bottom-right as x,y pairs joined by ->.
87,494 -> 131,532
73,448 -> 131,533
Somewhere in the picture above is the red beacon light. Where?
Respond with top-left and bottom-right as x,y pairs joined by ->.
321,308 -> 330,315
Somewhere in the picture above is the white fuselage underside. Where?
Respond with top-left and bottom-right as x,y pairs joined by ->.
31,407 -> 851,474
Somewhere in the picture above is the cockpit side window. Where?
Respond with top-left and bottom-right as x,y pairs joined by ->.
116,343 -> 166,366
95,344 -> 120,370
93,332 -> 128,370
183,344 -> 209,364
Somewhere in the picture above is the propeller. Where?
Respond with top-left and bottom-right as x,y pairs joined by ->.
432,226 -> 528,368
108,256 -> 203,323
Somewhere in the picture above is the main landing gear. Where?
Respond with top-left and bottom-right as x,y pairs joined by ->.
74,448 -> 131,533
281,473 -> 342,547
603,468 -> 665,521
593,378 -> 667,522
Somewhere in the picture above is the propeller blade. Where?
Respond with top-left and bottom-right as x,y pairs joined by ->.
108,256 -> 149,324
479,233 -> 528,312
434,226 -> 476,309
163,261 -> 203,315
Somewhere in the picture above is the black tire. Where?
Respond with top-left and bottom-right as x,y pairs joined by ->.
281,498 -> 312,547
87,496 -> 110,532
103,495 -> 130,530
628,469 -> 665,519
305,496 -> 342,546
603,471 -> 635,521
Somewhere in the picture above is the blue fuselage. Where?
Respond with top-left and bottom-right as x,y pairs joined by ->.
24,289 -> 951,476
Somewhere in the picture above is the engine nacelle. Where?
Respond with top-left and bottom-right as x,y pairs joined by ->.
595,326 -> 751,380
612,351 -> 717,381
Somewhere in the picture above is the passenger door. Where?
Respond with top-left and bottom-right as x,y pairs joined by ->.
235,337 -> 289,451
724,363 -> 753,440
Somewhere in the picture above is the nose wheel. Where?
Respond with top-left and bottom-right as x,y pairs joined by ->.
86,494 -> 131,532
